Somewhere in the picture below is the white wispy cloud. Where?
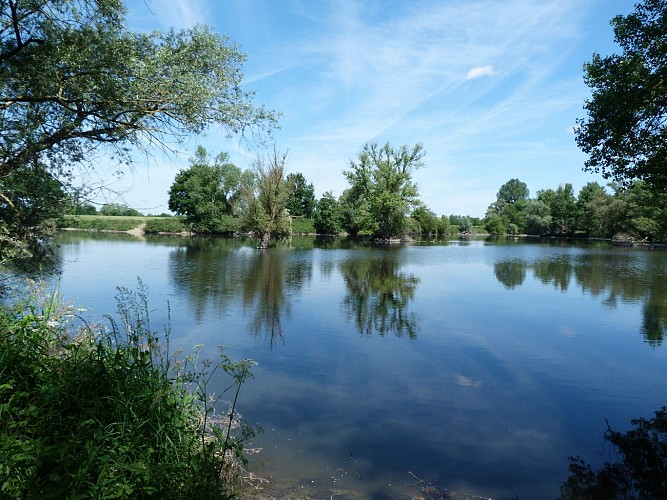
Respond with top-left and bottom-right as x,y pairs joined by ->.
466,65 -> 497,80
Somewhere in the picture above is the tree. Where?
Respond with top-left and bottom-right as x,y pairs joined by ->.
458,217 -> 473,233
342,142 -> 425,239
497,178 -> 529,205
484,179 -> 530,234
99,203 -> 141,216
484,213 -> 508,235
285,173 -> 315,218
411,205 -> 441,236
168,146 -> 248,233
0,0 -> 275,261
524,199 -> 552,235
313,191 -> 342,234
616,180 -> 667,241
241,149 -> 292,248
538,184 -> 577,236
575,0 -> 667,192
0,160 -> 66,263
576,182 -> 612,238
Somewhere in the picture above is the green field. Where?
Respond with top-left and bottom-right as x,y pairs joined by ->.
58,215 -> 187,233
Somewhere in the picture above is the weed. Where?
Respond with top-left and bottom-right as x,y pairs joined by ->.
0,279 -> 256,499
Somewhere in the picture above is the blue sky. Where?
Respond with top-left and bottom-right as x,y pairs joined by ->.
105,0 -> 637,217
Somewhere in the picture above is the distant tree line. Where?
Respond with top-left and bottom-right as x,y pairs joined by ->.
483,178 -> 667,241
168,143 -> 667,245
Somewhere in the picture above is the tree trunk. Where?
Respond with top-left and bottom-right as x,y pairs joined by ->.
257,231 -> 270,249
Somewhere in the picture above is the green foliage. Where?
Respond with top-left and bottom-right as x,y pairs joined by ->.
144,217 -> 188,234
342,142 -> 425,238
449,214 -> 481,227
73,203 -> 98,216
458,217 -> 473,233
411,205 -> 445,235
482,176 -> 667,241
285,173 -> 316,218
484,179 -> 530,234
0,280 -> 255,499
560,407 -> 667,499
484,213 -> 508,235
168,146 -> 248,234
524,199 -> 552,236
538,184 -> 577,236
0,162 -> 67,262
100,203 -> 142,216
0,0 -> 275,264
314,191 -> 343,234
58,215 -> 144,231
576,182 -> 612,238
576,0 -> 667,192
291,217 -> 315,234
497,178 -> 529,204
241,149 -> 292,247
613,181 -> 667,241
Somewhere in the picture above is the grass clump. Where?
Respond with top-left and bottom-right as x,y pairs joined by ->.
0,280 -> 256,499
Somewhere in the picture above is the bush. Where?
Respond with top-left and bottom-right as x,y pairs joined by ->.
58,215 -> 143,231
144,217 -> 187,234
291,217 -> 315,234
0,280 -> 256,499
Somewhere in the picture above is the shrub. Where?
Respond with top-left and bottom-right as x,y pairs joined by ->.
58,215 -> 143,231
0,280 -> 256,499
291,217 -> 315,234
144,217 -> 187,234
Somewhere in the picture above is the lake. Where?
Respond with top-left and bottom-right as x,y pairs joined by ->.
50,233 -> 667,499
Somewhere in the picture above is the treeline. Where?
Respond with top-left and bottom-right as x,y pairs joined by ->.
165,142 -> 465,242
68,202 -> 150,217
483,178 -> 667,241
66,168 -> 666,244
169,143 -> 450,241
164,143 -> 667,243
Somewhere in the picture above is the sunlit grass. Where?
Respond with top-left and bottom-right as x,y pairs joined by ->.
0,280 -> 256,498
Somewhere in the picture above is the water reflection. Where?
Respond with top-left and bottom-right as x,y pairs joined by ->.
168,237 -> 255,321
339,251 -> 420,338
168,238 -> 311,344
493,259 -> 527,289
493,252 -> 667,346
560,406 -> 667,499
241,249 -> 311,345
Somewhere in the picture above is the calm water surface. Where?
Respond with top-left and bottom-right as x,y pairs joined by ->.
51,233 -> 667,499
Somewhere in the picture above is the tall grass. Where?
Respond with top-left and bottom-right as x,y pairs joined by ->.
0,279 -> 256,499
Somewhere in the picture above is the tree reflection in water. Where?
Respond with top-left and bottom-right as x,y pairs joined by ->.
493,252 -> 667,346
168,238 -> 311,345
493,259 -> 527,289
340,253 -> 419,338
560,407 -> 667,499
241,248 -> 312,346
